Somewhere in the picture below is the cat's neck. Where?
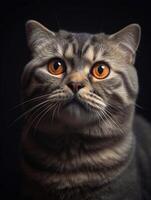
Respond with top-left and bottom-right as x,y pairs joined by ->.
21,117 -> 135,190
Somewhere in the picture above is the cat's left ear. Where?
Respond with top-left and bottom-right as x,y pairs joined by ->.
25,20 -> 55,55
109,24 -> 141,63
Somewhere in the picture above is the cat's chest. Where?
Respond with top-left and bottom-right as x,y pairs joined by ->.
22,168 -> 142,200
20,126 -> 140,199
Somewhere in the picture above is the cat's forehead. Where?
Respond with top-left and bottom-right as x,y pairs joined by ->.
57,30 -> 106,45
58,30 -> 92,43
56,30 -> 107,61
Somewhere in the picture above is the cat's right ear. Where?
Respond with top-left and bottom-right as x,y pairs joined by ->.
25,20 -> 55,55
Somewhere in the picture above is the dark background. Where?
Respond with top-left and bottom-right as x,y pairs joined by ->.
1,0 -> 151,199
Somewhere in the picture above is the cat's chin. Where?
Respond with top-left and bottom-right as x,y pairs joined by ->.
58,101 -> 97,127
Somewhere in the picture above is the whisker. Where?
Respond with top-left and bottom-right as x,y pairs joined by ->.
10,93 -> 52,111
106,102 -> 123,112
9,100 -> 51,127
34,102 -> 58,132
10,89 -> 64,111
51,102 -> 59,122
104,108 -> 125,135
134,103 -> 144,110
26,102 -> 52,131
96,105 -> 125,136
25,102 -> 51,133
96,110 -> 104,124
56,102 -> 62,117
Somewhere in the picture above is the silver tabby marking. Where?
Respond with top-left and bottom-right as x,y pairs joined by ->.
21,20 -> 141,191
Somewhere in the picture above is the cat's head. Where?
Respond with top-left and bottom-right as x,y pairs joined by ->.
22,20 -> 141,129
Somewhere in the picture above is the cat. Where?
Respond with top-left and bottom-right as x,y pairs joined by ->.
20,20 -> 151,200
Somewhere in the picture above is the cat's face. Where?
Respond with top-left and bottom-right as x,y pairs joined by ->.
22,21 -> 141,129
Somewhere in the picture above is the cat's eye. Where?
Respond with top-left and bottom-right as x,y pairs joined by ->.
91,62 -> 110,79
48,58 -> 66,75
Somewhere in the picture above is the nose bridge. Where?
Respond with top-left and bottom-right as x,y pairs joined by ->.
68,71 -> 86,83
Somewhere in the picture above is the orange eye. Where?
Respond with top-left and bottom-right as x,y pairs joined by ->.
48,58 -> 66,75
91,62 -> 110,79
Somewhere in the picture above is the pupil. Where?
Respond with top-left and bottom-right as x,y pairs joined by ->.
98,65 -> 104,74
54,61 -> 61,70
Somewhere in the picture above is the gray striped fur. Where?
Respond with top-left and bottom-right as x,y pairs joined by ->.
21,20 -> 141,199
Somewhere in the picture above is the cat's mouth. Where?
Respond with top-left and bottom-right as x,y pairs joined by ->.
57,96 -> 97,127
63,97 -> 88,111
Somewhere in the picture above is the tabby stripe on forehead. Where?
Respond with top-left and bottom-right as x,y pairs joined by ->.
83,45 -> 95,61
72,42 -> 77,54
92,45 -> 102,61
63,44 -> 68,57
82,44 -> 90,56
63,44 -> 74,58
65,34 -> 74,43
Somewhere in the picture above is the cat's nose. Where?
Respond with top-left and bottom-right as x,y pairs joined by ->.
67,82 -> 84,93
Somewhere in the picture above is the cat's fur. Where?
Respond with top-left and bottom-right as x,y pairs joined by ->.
20,20 -> 151,199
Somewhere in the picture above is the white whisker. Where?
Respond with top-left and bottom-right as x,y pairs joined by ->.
10,93 -> 52,111
34,102 -> 57,132
26,102 -> 51,132
9,100 -> 51,127
10,89 -> 64,111
51,102 -> 59,122
104,108 -> 125,135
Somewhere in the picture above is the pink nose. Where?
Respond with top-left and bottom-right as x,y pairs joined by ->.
67,82 -> 84,93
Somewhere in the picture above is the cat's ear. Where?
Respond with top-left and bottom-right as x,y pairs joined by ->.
25,20 -> 55,55
109,24 -> 141,63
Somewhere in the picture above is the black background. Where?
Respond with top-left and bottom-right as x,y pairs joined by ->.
1,0 -> 151,199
